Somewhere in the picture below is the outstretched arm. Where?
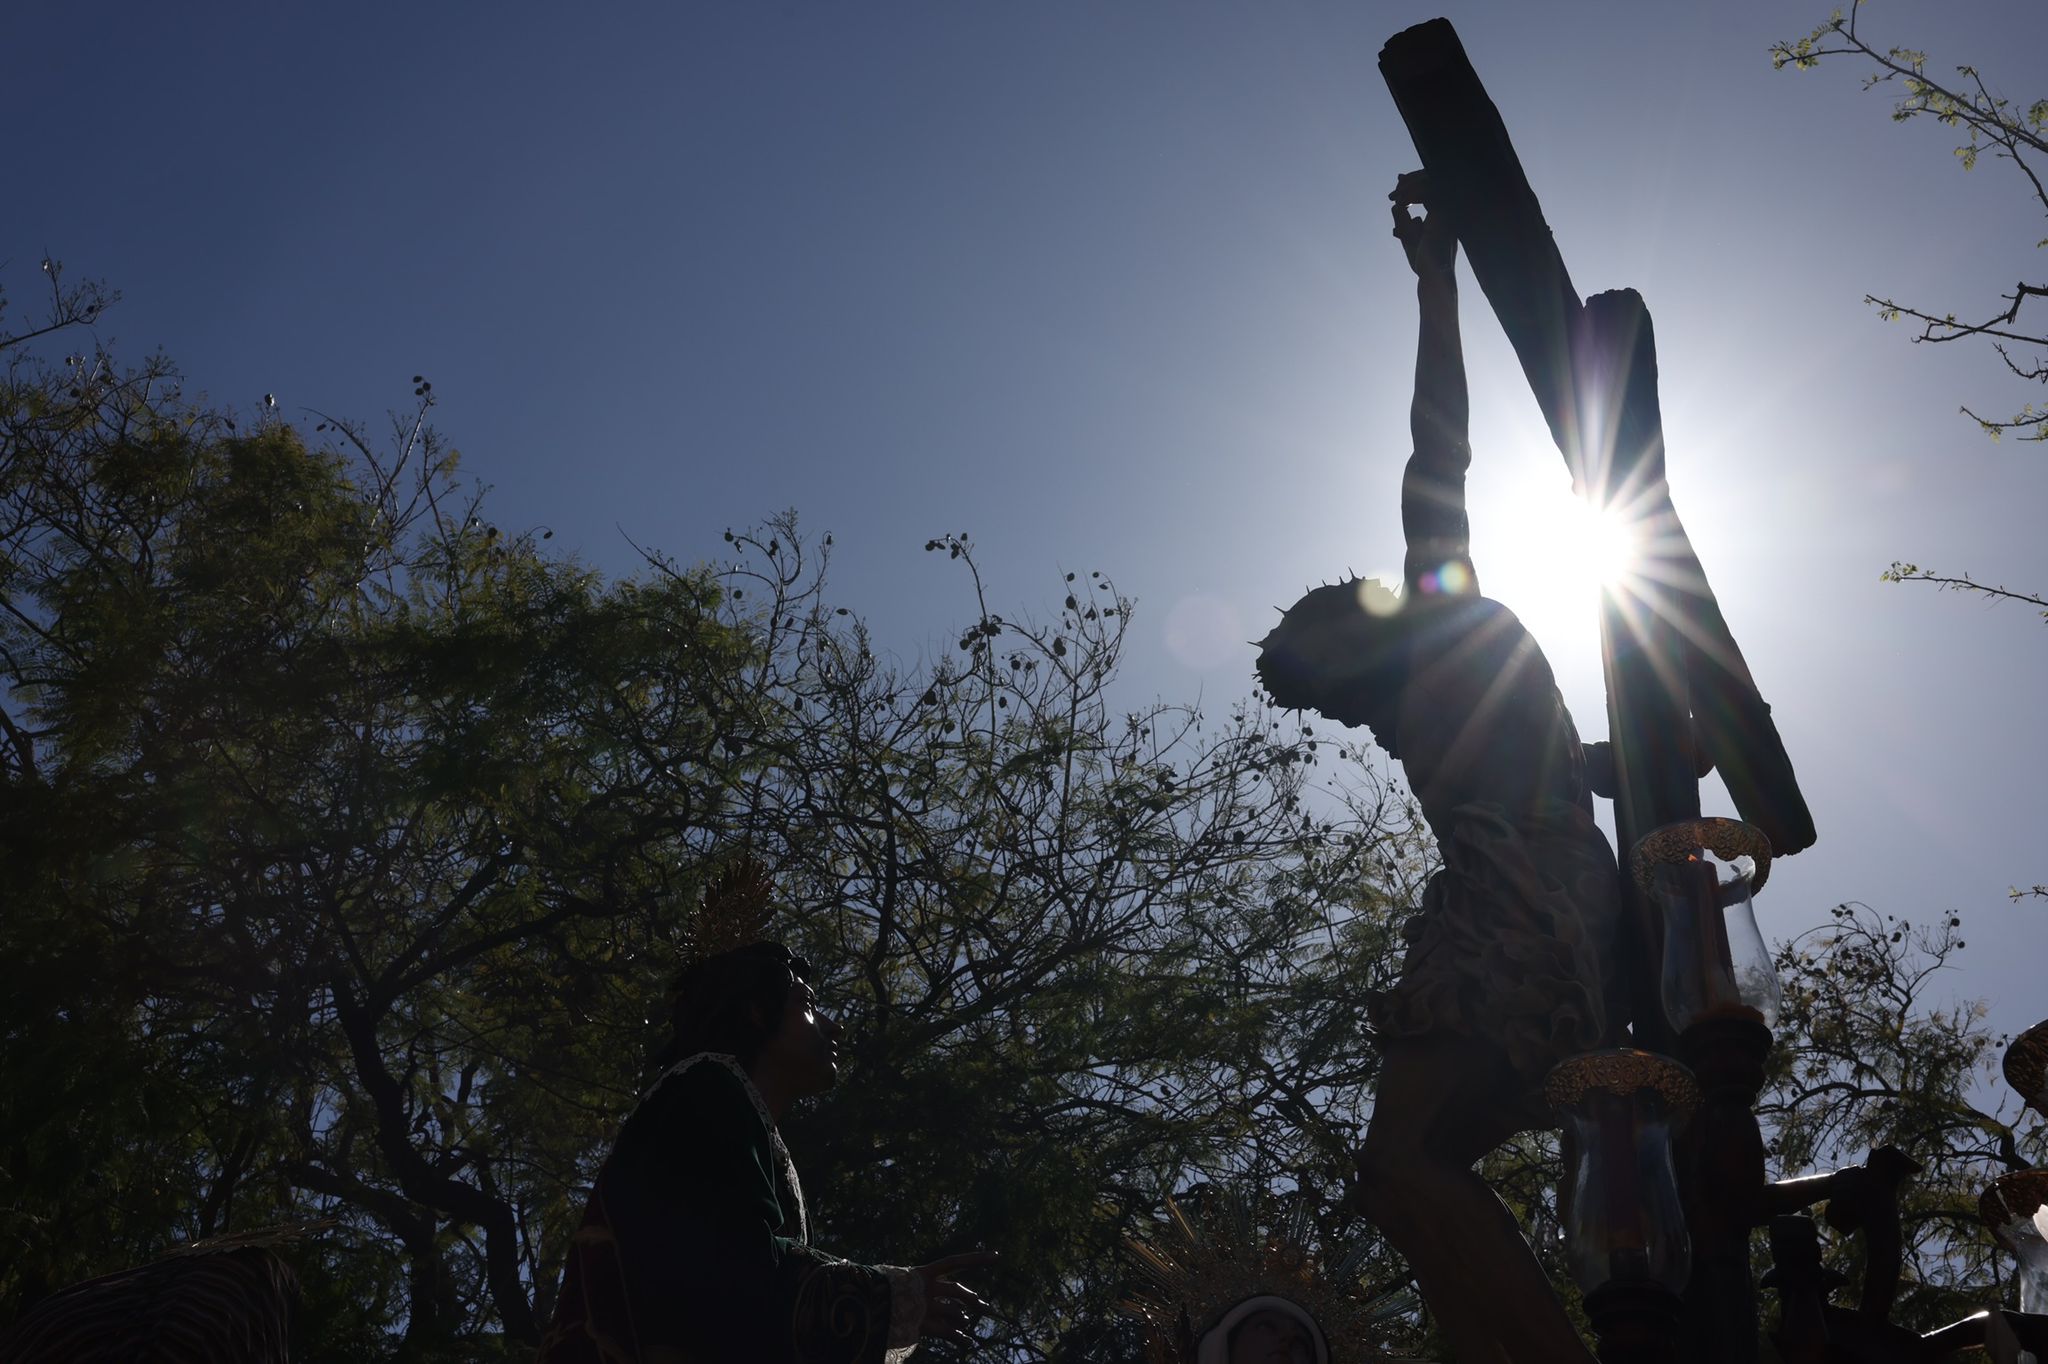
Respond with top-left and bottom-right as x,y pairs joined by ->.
1392,173 -> 1477,599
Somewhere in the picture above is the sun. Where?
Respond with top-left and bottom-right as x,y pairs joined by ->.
1558,493 -> 1643,592
1480,475 -> 1642,596
1466,471 -> 1647,658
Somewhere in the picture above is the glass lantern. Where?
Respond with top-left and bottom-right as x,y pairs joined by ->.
1982,1171 -> 2048,1316
1545,1049 -> 1700,1296
2004,1019 -> 2048,1119
1633,818 -> 1781,1032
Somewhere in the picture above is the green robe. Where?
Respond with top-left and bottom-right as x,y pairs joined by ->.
539,1055 -> 916,1364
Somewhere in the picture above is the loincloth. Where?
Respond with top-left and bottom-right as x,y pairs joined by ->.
1369,799 -> 1625,1129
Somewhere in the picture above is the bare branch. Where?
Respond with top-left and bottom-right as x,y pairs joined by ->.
1880,562 -> 2048,620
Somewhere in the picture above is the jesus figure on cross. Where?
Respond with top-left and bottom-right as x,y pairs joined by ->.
1257,175 -> 1625,1364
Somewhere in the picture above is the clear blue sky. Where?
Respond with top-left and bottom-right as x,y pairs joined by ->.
10,1 -> 2046,1045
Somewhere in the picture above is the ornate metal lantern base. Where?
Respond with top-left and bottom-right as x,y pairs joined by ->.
1548,1049 -> 1698,1363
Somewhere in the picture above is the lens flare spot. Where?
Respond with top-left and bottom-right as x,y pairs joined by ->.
1413,560 -> 1474,598
1355,577 -> 1403,617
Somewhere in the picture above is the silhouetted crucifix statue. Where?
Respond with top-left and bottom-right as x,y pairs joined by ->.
1376,22 -> 1817,1364
1258,18 -> 1816,1364
1259,167 -> 1630,1364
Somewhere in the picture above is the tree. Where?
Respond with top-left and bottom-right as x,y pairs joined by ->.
1761,902 -> 2048,1331
1,265 -> 1430,1359
3,265 -> 779,1356
674,524 -> 1437,1359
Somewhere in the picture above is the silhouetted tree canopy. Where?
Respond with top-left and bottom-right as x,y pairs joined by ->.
0,269 -> 1430,1360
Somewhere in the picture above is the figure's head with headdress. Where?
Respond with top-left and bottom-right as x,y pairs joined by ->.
1121,1186 -> 1412,1364
652,860 -> 834,1087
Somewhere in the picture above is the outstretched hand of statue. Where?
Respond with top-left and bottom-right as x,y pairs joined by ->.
1390,170 -> 1457,283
